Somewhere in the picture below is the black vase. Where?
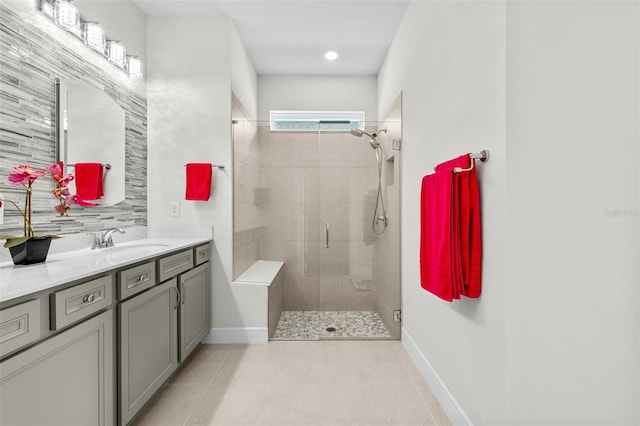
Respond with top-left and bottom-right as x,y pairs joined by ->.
9,237 -> 52,265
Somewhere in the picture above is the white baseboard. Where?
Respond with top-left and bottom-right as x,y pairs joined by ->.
402,328 -> 473,426
202,327 -> 268,344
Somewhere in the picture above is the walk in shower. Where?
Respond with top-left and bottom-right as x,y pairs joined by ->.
233,98 -> 402,340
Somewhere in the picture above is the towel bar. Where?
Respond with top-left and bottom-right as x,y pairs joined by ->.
67,163 -> 111,170
183,164 -> 225,170
453,150 -> 489,173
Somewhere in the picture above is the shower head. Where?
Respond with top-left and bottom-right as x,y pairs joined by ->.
349,128 -> 371,138
349,128 -> 388,150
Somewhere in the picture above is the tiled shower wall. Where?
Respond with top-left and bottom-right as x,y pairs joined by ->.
232,97 -> 262,279
257,127 -> 380,311
372,98 -> 402,339
0,4 -> 146,237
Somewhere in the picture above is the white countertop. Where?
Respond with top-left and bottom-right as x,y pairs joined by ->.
0,227 -> 213,303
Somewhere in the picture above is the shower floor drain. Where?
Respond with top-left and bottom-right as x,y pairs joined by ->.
325,327 -> 337,332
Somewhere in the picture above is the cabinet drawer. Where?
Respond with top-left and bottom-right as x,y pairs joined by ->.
194,244 -> 210,265
118,261 -> 157,300
51,275 -> 113,330
0,299 -> 41,358
158,249 -> 193,282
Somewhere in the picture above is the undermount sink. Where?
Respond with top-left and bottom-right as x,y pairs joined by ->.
102,242 -> 170,251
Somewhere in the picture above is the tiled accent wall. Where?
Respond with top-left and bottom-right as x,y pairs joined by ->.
0,4 -> 147,237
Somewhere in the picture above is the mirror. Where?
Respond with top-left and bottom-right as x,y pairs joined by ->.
56,79 -> 125,206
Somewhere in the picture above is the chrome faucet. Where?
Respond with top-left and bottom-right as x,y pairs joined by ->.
89,228 -> 126,249
103,228 -> 125,247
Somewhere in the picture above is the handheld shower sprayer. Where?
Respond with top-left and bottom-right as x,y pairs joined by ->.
348,127 -> 389,234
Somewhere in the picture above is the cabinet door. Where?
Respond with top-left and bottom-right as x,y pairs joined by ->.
179,263 -> 210,361
0,310 -> 113,426
119,279 -> 178,426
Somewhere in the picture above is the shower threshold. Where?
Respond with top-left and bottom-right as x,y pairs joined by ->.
271,310 -> 391,341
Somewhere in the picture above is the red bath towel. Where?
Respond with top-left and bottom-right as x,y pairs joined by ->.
74,163 -> 104,200
435,154 -> 483,298
185,163 -> 212,201
420,170 -> 460,302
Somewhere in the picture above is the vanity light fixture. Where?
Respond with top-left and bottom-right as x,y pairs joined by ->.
54,0 -> 81,38
106,40 -> 126,69
38,0 -> 143,79
127,56 -> 143,79
83,21 -> 106,54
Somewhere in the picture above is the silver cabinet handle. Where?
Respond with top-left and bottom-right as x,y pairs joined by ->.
82,294 -> 95,303
326,223 -> 330,248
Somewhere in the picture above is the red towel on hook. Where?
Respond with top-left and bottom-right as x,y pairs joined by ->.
185,163 -> 212,201
420,170 -> 459,302
435,154 -> 483,298
74,163 -> 104,200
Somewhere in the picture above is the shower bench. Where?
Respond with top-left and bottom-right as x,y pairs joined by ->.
231,260 -> 284,341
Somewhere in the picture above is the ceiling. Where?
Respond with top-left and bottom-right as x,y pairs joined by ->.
133,0 -> 410,75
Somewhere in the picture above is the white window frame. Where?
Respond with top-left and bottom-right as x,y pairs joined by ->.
269,110 -> 365,132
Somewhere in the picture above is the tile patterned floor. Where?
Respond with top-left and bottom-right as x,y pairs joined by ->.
272,311 -> 391,340
132,341 -> 452,426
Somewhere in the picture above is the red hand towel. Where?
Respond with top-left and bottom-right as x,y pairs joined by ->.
420,170 -> 460,302
74,163 -> 104,200
435,154 -> 482,298
185,163 -> 212,201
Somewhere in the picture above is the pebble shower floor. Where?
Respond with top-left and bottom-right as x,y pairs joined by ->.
272,311 -> 391,340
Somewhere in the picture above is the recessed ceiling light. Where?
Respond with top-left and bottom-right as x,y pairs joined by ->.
323,49 -> 339,61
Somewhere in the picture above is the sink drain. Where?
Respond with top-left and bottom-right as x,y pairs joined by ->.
325,327 -> 336,332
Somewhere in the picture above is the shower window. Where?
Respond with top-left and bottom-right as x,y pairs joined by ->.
270,110 -> 365,132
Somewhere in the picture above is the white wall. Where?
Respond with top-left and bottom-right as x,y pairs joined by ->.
230,22 -> 258,121
258,75 -> 377,123
378,1 -> 507,423
504,2 -> 639,424
378,0 -> 639,424
147,17 -> 260,333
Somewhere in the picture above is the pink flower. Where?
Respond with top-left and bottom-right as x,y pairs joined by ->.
45,162 -> 63,176
59,175 -> 74,186
8,165 -> 45,185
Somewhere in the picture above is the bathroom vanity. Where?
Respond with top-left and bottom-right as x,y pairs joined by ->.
0,233 -> 212,426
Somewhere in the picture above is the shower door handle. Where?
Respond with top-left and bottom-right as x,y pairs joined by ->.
326,223 -> 330,248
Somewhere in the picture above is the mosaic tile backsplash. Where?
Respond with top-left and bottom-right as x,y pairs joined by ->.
0,4 -> 147,237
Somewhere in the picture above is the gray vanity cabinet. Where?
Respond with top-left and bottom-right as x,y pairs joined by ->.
119,278 -> 178,426
0,309 -> 114,426
179,262 -> 210,361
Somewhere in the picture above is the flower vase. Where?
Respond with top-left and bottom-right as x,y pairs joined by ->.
9,236 -> 52,265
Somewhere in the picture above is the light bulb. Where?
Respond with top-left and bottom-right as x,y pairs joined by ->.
127,56 -> 143,79
54,0 -> 81,38
83,22 -> 106,54
40,0 -> 55,19
107,40 -> 126,68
